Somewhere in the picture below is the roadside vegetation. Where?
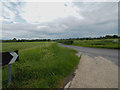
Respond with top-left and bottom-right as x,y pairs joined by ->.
2,42 -> 79,88
58,35 -> 120,49
72,39 -> 119,49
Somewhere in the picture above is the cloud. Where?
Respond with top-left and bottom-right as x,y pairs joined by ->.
73,2 -> 118,24
1,2 -> 118,39
36,25 -> 48,29
20,2 -> 83,23
2,1 -> 26,24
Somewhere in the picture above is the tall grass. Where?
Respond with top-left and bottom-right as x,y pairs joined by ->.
60,39 -> 119,49
2,42 -> 79,88
73,39 -> 119,49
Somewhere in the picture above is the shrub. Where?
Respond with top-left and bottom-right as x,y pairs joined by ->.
62,40 -> 74,45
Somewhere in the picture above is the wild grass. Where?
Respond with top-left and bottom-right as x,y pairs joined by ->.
73,39 -> 119,49
2,42 -> 79,88
60,39 -> 119,49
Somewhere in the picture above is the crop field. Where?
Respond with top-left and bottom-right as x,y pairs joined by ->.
60,39 -> 119,49
2,42 -> 79,88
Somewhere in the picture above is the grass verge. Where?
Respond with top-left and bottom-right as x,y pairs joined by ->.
59,39 -> 119,49
2,42 -> 79,88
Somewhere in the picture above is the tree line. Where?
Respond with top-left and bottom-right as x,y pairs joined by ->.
56,35 -> 120,41
2,38 -> 52,42
1,35 -> 120,42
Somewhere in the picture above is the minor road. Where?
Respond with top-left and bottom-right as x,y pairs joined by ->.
58,43 -> 118,88
58,43 -> 119,66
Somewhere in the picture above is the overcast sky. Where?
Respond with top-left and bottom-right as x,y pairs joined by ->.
0,1 -> 118,39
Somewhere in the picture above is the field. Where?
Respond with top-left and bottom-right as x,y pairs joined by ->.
2,42 -> 80,88
60,39 -> 119,49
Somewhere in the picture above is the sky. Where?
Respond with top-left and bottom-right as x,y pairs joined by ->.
0,0 -> 118,40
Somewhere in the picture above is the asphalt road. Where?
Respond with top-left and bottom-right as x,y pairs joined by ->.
58,43 -> 119,66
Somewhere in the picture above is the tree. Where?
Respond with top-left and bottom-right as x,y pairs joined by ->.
105,35 -> 111,39
13,38 -> 17,41
112,35 -> 118,38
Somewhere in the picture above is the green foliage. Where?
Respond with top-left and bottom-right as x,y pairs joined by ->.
56,35 -> 120,49
73,39 -> 119,49
58,38 -> 119,49
12,38 -> 17,41
2,39 -> 51,42
2,42 -> 79,88
56,35 -> 120,41
58,40 -> 73,45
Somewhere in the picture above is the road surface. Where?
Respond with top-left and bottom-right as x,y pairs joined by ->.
59,43 -> 118,88
58,43 -> 119,66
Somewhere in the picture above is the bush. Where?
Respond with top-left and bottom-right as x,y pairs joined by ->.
60,40 -> 74,45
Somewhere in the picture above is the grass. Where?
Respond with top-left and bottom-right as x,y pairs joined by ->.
61,39 -> 119,49
2,42 -> 79,88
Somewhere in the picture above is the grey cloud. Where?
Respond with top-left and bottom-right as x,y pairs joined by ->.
73,2 -> 118,24
2,2 -> 118,39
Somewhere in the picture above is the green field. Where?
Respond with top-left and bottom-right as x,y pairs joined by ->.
2,42 -> 79,88
61,39 -> 119,49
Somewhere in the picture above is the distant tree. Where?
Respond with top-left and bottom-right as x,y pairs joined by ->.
112,35 -> 118,38
13,38 -> 17,41
48,39 -> 50,41
12,38 -> 17,42
105,35 -> 112,39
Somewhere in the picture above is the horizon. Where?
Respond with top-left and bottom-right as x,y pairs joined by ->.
1,34 -> 119,40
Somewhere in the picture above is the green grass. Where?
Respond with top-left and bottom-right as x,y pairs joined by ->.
2,42 -> 79,88
61,39 -> 119,49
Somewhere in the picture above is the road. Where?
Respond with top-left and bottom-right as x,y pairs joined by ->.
58,43 -> 119,66
58,43 -> 118,88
